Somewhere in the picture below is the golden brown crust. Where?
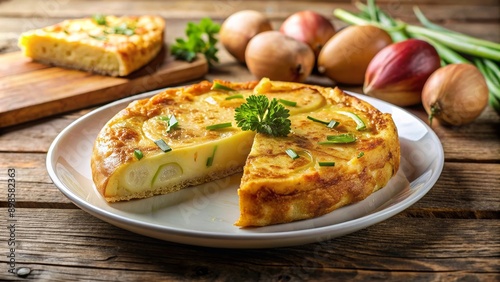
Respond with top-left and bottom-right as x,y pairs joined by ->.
235,82 -> 400,227
91,78 -> 400,227
91,80 -> 259,202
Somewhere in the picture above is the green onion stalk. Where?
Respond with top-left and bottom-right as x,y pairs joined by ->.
333,1 -> 500,113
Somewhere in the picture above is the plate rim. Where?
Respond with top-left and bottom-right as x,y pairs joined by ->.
46,87 -> 444,248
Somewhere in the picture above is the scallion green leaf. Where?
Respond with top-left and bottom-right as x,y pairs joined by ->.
336,111 -> 366,131
327,133 -> 356,142
327,120 -> 340,128
167,115 -> 179,132
206,122 -> 232,130
307,116 -> 329,125
134,149 -> 143,160
225,94 -> 244,100
89,34 -> 107,41
319,134 -> 356,144
211,82 -> 235,91
413,6 -> 500,51
405,25 -> 500,61
279,99 -> 297,107
357,152 -> 365,158
285,149 -> 299,160
154,139 -> 172,152
334,4 -> 500,113
206,145 -> 218,167
318,161 -> 336,167
307,116 -> 339,128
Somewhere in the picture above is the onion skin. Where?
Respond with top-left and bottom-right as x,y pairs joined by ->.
363,39 -> 441,107
245,31 -> 315,82
220,10 -> 273,63
279,10 -> 336,57
422,63 -> 489,126
317,25 -> 392,85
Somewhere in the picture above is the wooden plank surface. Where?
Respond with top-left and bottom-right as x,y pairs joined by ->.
0,0 -> 499,280
0,50 -> 208,128
0,209 -> 498,281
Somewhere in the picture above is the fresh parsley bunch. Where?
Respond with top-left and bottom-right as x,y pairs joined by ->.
235,95 -> 291,137
171,18 -> 220,67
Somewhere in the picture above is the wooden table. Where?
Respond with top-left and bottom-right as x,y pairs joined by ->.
1,1 -> 499,280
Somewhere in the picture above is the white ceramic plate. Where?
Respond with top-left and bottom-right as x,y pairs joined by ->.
46,89 -> 444,249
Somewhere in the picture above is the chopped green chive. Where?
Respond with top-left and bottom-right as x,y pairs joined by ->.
337,111 -> 366,131
112,23 -> 134,36
206,122 -> 232,130
307,116 -> 329,125
279,99 -> 297,107
327,120 -> 340,128
211,82 -> 235,91
154,139 -> 172,152
123,28 -> 135,36
159,115 -> 179,132
105,23 -> 135,36
225,94 -> 244,100
89,34 -> 107,41
318,134 -> 356,144
357,152 -> 365,158
327,133 -> 356,142
318,161 -> 336,167
167,115 -> 179,132
285,148 -> 299,160
307,116 -> 339,128
206,145 -> 218,167
134,149 -> 143,160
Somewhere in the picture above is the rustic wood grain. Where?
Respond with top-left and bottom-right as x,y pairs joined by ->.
0,0 -> 499,280
0,208 -> 498,281
0,50 -> 208,128
1,0 -> 498,21
0,51 -> 49,77
0,0 -> 498,54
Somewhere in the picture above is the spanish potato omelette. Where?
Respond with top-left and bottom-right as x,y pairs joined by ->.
18,15 -> 165,76
91,78 -> 400,227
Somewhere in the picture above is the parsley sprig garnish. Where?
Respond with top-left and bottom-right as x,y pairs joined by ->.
234,95 -> 291,137
171,18 -> 220,67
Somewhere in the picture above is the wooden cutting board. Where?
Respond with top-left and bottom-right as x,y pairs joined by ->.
0,47 -> 208,128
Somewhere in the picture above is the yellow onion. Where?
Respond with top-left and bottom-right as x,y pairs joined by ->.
279,10 -> 336,57
245,31 -> 315,82
422,63 -> 489,126
317,25 -> 392,85
364,39 -> 441,106
220,10 -> 273,63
